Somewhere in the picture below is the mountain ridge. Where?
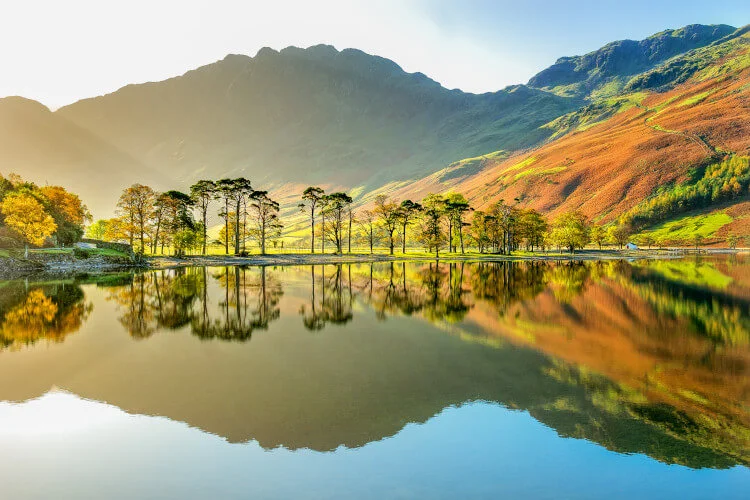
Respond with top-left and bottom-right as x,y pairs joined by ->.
2,23 -> 747,223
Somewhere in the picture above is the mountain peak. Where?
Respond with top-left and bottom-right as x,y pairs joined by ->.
0,95 -> 52,114
528,23 -> 736,98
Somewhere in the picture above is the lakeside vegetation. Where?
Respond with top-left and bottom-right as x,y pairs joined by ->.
0,169 -> 746,264
0,173 -> 89,257
91,177 -> 747,259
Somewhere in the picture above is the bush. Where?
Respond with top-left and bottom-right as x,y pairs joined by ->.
73,247 -> 92,259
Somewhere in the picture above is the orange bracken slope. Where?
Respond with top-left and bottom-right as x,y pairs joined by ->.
391,36 -> 750,224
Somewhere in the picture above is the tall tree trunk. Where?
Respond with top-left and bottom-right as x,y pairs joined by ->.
459,221 -> 465,254
402,221 -> 407,254
234,199 -> 241,255
154,216 -> 161,255
242,203 -> 248,254
202,206 -> 208,255
224,199 -> 229,255
321,213 -> 325,253
311,210 -> 315,254
338,220 -> 342,254
261,218 -> 266,255
448,219 -> 453,253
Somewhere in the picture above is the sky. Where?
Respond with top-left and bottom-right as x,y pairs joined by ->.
1,0 -> 748,109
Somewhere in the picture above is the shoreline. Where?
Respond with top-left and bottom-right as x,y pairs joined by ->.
1,248 -> 744,278
146,248 -> 740,269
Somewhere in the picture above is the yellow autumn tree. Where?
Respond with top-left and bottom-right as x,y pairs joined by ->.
0,192 -> 57,257
39,186 -> 89,225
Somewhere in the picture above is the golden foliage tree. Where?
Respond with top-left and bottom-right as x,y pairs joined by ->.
116,184 -> 156,253
0,192 -> 57,257
39,186 -> 90,225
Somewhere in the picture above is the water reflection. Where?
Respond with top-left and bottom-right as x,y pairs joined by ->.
107,267 -> 283,341
299,264 -> 354,329
0,281 -> 91,350
0,257 -> 748,471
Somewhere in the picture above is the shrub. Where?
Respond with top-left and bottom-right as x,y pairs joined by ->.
73,247 -> 92,259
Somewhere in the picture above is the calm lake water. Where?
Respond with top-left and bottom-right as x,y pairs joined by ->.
0,257 -> 748,499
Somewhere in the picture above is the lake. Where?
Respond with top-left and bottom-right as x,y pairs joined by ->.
0,257 -> 748,499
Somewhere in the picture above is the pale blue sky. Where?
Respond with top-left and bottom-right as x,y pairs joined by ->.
0,0 -> 747,108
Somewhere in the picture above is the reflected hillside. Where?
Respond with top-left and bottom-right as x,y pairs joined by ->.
0,258 -> 747,469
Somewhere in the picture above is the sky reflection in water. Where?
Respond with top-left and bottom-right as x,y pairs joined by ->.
0,257 -> 748,498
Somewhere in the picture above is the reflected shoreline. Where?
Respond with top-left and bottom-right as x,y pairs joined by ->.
0,257 -> 748,468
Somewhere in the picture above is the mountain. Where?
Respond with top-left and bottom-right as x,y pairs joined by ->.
0,96 -> 167,216
1,23 -> 746,225
527,24 -> 736,99
55,46 -> 576,209
393,24 -> 750,240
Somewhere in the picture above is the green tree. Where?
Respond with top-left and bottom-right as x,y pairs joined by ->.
397,200 -> 422,254
518,209 -> 548,251
551,211 -> 590,253
116,184 -> 156,253
469,210 -> 491,253
190,180 -> 216,255
590,224 -> 606,250
727,234 -> 739,249
419,193 -> 446,257
693,234 -> 705,251
214,179 -> 236,255
357,209 -> 376,254
639,234 -> 655,249
300,187 -> 325,254
374,195 -> 400,255
224,178 -> 253,255
322,192 -> 352,254
608,224 -> 632,250
86,219 -> 109,240
248,190 -> 282,255
445,193 -> 471,254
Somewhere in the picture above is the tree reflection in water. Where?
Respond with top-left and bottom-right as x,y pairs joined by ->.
0,281 -> 92,350
108,266 -> 282,341
299,264 -> 354,330
3,257 -> 749,467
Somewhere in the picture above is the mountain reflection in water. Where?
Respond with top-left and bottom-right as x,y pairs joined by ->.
0,257 -> 747,470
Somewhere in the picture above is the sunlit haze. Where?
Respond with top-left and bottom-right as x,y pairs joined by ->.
1,0 -> 748,108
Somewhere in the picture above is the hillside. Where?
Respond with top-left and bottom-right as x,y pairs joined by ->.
1,23 -> 746,225
393,25 -> 750,238
55,46 -> 576,204
527,24 -> 735,99
0,96 -> 168,216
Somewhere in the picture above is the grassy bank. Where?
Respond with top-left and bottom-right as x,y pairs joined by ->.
145,247 -> 738,269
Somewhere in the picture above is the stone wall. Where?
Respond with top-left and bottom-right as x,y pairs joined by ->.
80,239 -> 134,255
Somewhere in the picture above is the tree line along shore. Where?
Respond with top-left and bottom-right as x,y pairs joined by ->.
0,172 -> 746,269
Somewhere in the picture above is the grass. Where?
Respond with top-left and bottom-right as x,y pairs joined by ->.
437,150 -> 509,182
637,212 -> 733,243
504,156 -> 537,173
636,259 -> 733,289
29,247 -> 130,258
678,90 -> 715,107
